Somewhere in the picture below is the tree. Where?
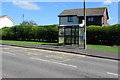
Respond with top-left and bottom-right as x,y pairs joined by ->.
20,21 -> 37,26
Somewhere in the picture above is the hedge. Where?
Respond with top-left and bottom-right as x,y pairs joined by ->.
0,24 -> 120,45
87,24 -> 120,45
0,25 -> 58,42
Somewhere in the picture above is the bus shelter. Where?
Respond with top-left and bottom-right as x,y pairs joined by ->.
58,24 -> 85,48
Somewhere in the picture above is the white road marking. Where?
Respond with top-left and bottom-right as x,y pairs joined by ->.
25,48 -> 85,57
50,51 -> 86,57
30,57 -> 77,68
107,72 -> 119,76
3,52 -> 16,55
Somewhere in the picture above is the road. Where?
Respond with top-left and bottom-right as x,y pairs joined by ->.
1,45 -> 119,78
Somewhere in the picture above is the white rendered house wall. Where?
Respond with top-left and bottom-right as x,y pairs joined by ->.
0,17 -> 13,29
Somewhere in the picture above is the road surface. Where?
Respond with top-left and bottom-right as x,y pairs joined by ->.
1,45 -> 119,78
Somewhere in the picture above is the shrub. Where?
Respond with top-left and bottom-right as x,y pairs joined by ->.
1,24 -> 119,45
87,25 -> 102,44
87,24 -> 120,45
1,25 -> 58,42
1,27 -> 9,40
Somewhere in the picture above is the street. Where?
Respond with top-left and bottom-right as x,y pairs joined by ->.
1,45 -> 119,78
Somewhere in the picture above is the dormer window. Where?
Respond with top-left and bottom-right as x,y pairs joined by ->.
88,17 -> 94,22
68,16 -> 73,22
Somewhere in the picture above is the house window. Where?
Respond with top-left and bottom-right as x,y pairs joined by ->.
68,16 -> 73,22
88,17 -> 94,22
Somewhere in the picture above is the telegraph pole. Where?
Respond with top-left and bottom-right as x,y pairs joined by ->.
84,0 -> 87,49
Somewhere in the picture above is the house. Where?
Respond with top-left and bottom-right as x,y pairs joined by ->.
58,7 -> 109,46
58,7 -> 109,26
0,15 -> 13,29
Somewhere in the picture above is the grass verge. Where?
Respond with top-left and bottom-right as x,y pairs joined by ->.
0,40 -> 58,46
0,40 -> 118,53
87,44 -> 118,53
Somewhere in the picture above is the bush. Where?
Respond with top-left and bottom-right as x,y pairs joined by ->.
1,25 -> 58,42
1,27 -> 9,40
87,25 -> 102,44
87,24 -> 120,45
1,24 -> 119,45
105,24 -> 120,45
44,25 -> 58,42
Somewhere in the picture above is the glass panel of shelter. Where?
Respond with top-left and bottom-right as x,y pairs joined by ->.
59,27 -> 64,36
71,27 -> 78,44
59,26 -> 84,47
79,27 -> 84,46
64,26 -> 79,45
58,27 -> 65,44
64,27 -> 71,44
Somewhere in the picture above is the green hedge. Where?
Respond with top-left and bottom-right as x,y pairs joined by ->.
87,24 -> 120,45
1,24 -> 120,45
1,25 -> 58,42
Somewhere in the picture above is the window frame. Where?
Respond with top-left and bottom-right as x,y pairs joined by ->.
88,17 -> 94,22
68,16 -> 73,22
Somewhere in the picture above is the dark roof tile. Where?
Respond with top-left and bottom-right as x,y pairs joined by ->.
58,7 -> 107,17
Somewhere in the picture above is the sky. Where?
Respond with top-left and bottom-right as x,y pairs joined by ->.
1,1 -> 119,25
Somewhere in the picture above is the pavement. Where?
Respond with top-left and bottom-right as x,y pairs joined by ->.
1,45 -> 119,78
2,44 -> 119,60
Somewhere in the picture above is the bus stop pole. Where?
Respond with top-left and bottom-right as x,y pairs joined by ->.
84,0 -> 87,49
